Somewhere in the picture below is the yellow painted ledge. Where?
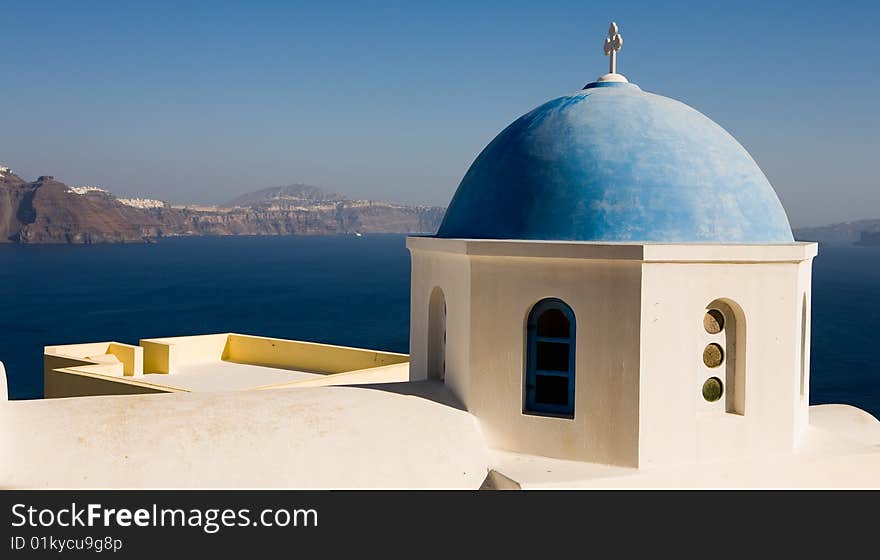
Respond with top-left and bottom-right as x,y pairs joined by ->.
252,362 -> 410,391
45,367 -> 186,398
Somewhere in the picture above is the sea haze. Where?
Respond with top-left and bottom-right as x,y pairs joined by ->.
0,236 -> 877,418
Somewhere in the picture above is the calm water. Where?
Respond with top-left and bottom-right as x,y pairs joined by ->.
0,235 -> 411,399
0,236 -> 878,418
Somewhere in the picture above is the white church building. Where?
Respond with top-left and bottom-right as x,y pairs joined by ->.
2,24 -> 879,489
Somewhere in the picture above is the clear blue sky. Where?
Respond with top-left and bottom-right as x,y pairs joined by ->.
1,0 -> 877,227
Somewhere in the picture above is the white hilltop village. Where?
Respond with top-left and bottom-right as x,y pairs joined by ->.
66,185 -> 167,209
1,24 -> 879,489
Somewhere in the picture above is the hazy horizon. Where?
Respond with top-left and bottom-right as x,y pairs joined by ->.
1,1 -> 878,228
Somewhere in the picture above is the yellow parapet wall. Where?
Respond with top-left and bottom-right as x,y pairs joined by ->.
45,367 -> 177,398
43,333 -> 410,398
223,334 -> 408,374
253,362 -> 410,390
141,339 -> 172,374
44,342 -> 143,376
139,333 -> 231,373
44,342 -> 148,398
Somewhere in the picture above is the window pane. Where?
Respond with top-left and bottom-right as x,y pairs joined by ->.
536,341 -> 569,371
536,308 -> 569,338
535,374 -> 569,406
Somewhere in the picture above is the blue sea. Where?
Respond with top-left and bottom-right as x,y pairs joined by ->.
0,236 -> 878,418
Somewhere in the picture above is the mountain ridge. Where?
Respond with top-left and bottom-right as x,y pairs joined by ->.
223,184 -> 347,208
0,166 -> 445,244
794,219 -> 880,247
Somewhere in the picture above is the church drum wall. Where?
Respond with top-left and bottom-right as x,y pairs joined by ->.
638,258 -> 813,467
467,255 -> 642,467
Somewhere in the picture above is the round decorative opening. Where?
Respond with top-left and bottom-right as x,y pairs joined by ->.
704,309 -> 725,334
702,377 -> 724,402
703,343 -> 724,368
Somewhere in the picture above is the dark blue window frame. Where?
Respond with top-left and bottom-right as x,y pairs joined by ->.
524,298 -> 576,418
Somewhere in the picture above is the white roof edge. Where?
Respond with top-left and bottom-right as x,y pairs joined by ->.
406,237 -> 818,263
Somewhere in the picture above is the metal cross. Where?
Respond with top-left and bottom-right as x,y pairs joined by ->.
603,22 -> 623,74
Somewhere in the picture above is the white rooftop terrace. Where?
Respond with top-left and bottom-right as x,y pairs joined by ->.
488,404 -> 880,489
44,333 -> 410,397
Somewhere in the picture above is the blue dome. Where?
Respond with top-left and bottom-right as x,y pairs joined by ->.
437,81 -> 793,243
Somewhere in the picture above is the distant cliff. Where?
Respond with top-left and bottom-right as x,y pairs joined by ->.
794,220 -> 880,247
855,230 -> 880,246
0,168 -> 445,244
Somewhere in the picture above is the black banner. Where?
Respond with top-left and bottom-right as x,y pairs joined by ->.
0,490 -> 874,556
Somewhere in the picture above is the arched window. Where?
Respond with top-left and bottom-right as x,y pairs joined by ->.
524,298 -> 576,417
427,287 -> 446,381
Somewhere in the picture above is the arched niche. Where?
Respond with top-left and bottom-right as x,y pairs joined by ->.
705,298 -> 746,415
427,287 -> 447,381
